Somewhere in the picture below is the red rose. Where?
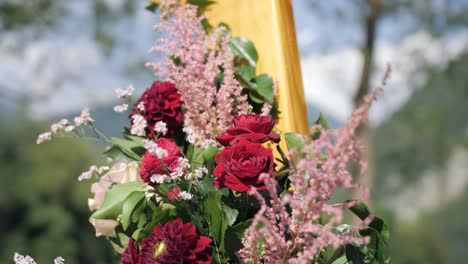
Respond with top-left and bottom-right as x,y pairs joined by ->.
139,138 -> 183,184
216,114 -> 280,146
140,218 -> 212,264
213,141 -> 274,192
131,81 -> 183,137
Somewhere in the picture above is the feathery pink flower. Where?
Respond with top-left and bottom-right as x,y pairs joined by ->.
147,3 -> 249,147
239,89 -> 382,263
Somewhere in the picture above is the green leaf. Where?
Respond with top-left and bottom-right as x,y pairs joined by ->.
330,256 -> 347,264
314,112 -> 330,129
225,220 -> 252,259
361,228 -> 386,263
198,176 -> 217,194
235,66 -> 256,88
228,38 -> 258,67
121,191 -> 145,230
145,3 -> 159,12
203,147 -> 220,171
108,232 -> 130,254
311,113 -> 331,140
103,145 -> 133,162
91,182 -> 143,219
189,147 -> 205,169
187,0 -> 215,13
284,132 -> 307,151
254,74 -> 275,103
202,190 -> 229,252
349,203 -> 390,242
110,137 -> 144,161
223,206 -> 238,227
345,244 -> 366,264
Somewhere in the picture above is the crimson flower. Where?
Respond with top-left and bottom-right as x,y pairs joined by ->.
140,138 -> 183,184
213,141 -> 274,192
121,239 -> 140,264
131,81 -> 183,137
216,114 -> 280,146
140,218 -> 212,264
167,187 -> 181,201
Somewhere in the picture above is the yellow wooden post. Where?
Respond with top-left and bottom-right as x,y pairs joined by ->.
205,0 -> 309,139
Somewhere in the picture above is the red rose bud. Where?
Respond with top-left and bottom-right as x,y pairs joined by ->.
216,114 -> 280,146
140,218 -> 212,264
213,141 -> 274,192
139,138 -> 183,184
131,81 -> 183,137
167,187 -> 181,201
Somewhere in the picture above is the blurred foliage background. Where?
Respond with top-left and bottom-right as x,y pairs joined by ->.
1,0 -> 468,263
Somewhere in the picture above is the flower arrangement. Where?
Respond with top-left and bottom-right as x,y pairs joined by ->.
29,1 -> 390,263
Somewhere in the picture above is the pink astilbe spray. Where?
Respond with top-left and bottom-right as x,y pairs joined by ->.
147,2 -> 250,147
239,86 -> 384,263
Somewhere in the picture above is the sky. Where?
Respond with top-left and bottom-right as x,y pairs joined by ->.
0,0 -> 467,126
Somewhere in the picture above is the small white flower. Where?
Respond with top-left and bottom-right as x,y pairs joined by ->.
137,102 -> 145,111
98,166 -> 110,174
203,138 -> 217,149
144,140 -> 169,159
150,174 -> 168,184
54,256 -> 65,264
185,130 -> 197,144
154,147 -> 168,159
193,166 -> 208,179
177,157 -> 190,170
78,165 -> 98,181
130,114 -> 147,136
115,85 -> 135,98
64,125 -> 75,133
51,123 -> 61,134
51,119 -> 73,134
170,167 -> 185,181
153,121 -> 168,135
74,108 -> 94,126
177,191 -> 193,200
113,104 -> 128,113
36,132 -> 52,144
13,253 -> 37,264
144,139 -> 157,151
59,119 -> 69,126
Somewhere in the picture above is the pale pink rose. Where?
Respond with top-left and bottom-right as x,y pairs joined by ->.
89,218 -> 120,237
88,162 -> 141,211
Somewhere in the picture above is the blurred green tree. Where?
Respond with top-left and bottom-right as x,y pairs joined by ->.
0,116 -> 117,263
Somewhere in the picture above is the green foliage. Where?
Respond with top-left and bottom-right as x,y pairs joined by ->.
284,132 -> 307,151
346,203 -> 390,264
201,190 -> 238,253
228,38 -> 259,67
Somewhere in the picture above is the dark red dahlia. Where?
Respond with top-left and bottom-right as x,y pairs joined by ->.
131,81 -> 183,137
140,218 -> 212,264
121,239 -> 140,264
